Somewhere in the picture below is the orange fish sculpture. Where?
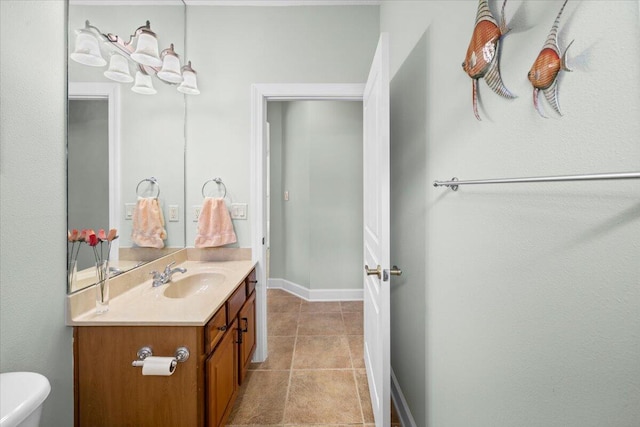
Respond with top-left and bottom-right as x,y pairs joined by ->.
528,0 -> 574,117
462,0 -> 516,121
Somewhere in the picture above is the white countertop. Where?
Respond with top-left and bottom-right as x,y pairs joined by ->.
69,259 -> 255,327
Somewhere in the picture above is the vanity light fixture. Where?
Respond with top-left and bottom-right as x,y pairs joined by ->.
177,61 -> 200,95
70,20 -> 200,95
103,54 -> 133,83
132,71 -> 157,95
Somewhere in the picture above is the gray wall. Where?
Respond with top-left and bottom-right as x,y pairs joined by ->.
382,1 -> 640,426
268,101 -> 364,291
68,99 -> 110,271
0,1 -> 73,426
184,5 -> 380,247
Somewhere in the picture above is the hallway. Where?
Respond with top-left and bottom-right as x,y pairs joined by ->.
226,289 -> 400,426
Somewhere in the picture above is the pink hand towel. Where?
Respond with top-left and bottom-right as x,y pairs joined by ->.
131,197 -> 167,249
195,197 -> 237,248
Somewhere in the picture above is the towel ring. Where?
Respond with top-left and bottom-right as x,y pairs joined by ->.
201,177 -> 227,198
136,177 -> 160,198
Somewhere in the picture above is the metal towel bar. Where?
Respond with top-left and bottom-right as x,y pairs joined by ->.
433,172 -> 640,191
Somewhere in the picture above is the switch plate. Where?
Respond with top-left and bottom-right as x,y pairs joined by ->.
231,203 -> 247,220
193,205 -> 202,222
168,205 -> 179,222
125,203 -> 136,220
284,191 -> 289,201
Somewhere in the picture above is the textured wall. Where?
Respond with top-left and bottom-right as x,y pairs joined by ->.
0,1 -> 73,426
382,1 -> 640,426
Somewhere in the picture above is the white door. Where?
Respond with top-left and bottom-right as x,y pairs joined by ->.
363,33 -> 392,427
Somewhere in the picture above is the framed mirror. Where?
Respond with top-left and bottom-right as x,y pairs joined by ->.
67,1 -> 187,293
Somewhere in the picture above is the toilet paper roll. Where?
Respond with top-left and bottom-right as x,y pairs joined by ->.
141,356 -> 177,376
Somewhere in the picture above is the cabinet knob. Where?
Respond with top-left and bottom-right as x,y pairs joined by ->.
218,325 -> 227,332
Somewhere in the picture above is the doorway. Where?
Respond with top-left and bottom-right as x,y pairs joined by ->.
265,100 -> 364,298
249,83 -> 365,362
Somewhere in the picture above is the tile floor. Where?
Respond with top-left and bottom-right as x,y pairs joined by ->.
226,289 -> 401,427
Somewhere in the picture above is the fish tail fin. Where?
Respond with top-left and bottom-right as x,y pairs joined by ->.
544,0 -> 568,51
485,57 -> 516,99
543,81 -> 563,116
473,79 -> 482,121
476,0 -> 495,25
561,39 -> 575,72
533,88 -> 547,118
499,0 -> 510,35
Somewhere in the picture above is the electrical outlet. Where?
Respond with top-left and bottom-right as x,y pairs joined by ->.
125,203 -> 136,220
168,205 -> 179,222
193,205 -> 202,222
231,203 -> 247,220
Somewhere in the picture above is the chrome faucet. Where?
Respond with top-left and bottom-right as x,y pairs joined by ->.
150,261 -> 187,287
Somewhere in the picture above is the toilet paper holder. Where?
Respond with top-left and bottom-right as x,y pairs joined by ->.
131,346 -> 190,368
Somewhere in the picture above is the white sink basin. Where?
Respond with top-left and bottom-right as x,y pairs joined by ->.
163,273 -> 226,299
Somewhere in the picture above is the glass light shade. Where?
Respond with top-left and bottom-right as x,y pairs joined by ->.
103,54 -> 133,83
177,62 -> 200,95
70,29 -> 106,67
131,71 -> 157,95
157,52 -> 183,84
130,31 -> 162,67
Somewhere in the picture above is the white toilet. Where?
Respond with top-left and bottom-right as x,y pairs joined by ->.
0,372 -> 51,427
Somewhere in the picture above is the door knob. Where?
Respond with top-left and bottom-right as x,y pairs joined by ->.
389,266 -> 402,276
364,264 -> 381,279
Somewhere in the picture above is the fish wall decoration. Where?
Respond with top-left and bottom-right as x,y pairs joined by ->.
528,0 -> 574,117
462,0 -> 516,121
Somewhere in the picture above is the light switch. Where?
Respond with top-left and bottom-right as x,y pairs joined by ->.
168,205 -> 179,222
231,203 -> 247,220
284,191 -> 289,201
193,205 -> 202,222
125,203 -> 136,220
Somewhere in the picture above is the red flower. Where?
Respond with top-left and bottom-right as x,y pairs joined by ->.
88,232 -> 99,247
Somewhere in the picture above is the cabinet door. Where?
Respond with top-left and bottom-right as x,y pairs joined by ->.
238,291 -> 256,384
75,326 -> 201,427
206,318 -> 238,427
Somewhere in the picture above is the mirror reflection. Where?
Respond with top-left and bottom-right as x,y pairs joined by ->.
67,1 -> 188,293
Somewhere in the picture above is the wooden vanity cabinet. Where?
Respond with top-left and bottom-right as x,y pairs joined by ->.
238,291 -> 256,383
74,325 -> 205,427
206,317 -> 238,427
73,268 -> 257,427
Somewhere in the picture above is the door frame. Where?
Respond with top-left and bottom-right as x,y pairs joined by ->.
249,83 -> 365,361
68,82 -> 121,260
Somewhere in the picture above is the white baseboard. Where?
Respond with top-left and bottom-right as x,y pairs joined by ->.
391,367 -> 417,427
268,278 -> 363,301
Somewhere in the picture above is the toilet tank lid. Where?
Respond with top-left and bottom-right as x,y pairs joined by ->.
0,372 -> 51,426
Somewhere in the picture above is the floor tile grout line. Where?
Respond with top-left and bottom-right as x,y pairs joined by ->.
279,295 -> 301,424
344,309 -> 366,425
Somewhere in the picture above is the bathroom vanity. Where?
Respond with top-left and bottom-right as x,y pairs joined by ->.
68,252 -> 257,427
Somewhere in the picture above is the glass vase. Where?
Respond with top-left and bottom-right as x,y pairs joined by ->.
95,260 -> 110,314
68,259 -> 78,291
